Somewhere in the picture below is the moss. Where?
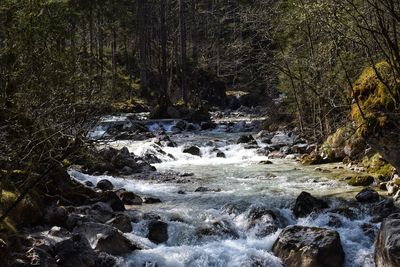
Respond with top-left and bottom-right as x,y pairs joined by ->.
362,153 -> 394,179
351,61 -> 400,136
347,175 -> 375,186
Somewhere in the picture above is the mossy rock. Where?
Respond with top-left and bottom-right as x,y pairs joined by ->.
347,175 -> 375,186
362,153 -> 394,180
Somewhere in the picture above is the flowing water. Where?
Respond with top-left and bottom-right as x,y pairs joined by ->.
72,118 -> 378,267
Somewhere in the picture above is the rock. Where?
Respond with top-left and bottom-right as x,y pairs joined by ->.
301,153 -> 325,165
371,198 -> 397,222
175,120 -> 187,131
147,220 -> 168,244
272,225 -> 345,267
44,205 -> 68,227
379,182 -> 388,191
355,187 -> 380,203
55,234 -> 96,267
259,160 -> 273,165
182,145 -> 201,156
329,207 -> 357,220
143,197 -> 162,204
347,175 -> 375,186
216,151 -> 226,158
194,187 -> 221,192
196,219 -> 239,239
116,190 -> 143,205
26,246 -> 57,267
291,143 -> 309,154
271,132 -> 297,146
94,252 -> 118,267
237,135 -> 257,145
96,191 -> 125,212
0,239 -> 9,265
177,190 -> 185,194
375,213 -> 400,267
246,206 -> 288,237
293,192 -> 328,218
85,181 -> 94,187
200,121 -> 216,130
268,151 -> 285,159
96,179 -> 114,191
74,222 -> 140,255
106,214 -> 132,233
386,180 -> 400,196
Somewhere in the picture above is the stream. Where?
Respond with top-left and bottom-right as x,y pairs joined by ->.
71,115 -> 378,267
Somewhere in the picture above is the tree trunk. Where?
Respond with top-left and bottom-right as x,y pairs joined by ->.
179,0 -> 188,105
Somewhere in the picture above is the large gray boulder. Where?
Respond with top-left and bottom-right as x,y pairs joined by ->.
272,225 -> 345,267
375,213 -> 400,267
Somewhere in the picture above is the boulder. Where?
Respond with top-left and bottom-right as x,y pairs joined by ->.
216,151 -> 226,158
347,175 -> 375,186
246,206 -> 288,237
106,214 -> 132,233
371,198 -> 397,222
182,146 -> 201,156
293,192 -> 328,218
237,135 -> 257,145
116,190 -> 143,205
96,179 -> 114,191
355,187 -> 380,203
143,197 -> 162,204
44,205 -> 68,227
74,222 -> 140,255
196,219 -> 239,239
147,220 -> 168,244
95,191 -> 125,212
272,225 -> 345,267
54,234 -> 96,267
375,213 -> 400,267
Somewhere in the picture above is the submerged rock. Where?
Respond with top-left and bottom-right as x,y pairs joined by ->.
375,213 -> 400,267
194,187 -> 221,192
355,187 -> 380,203
293,192 -> 328,218
196,219 -> 239,239
147,220 -> 168,244
272,225 -> 345,267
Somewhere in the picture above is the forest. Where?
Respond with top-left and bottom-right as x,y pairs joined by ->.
0,0 -> 400,267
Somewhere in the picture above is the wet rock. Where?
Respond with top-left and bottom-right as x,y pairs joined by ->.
177,190 -> 186,195
293,192 -> 328,218
268,151 -> 285,159
375,213 -> 400,267
106,214 -> 132,233
175,120 -> 187,131
361,223 -> 378,242
143,197 -> 162,204
329,207 -> 357,220
85,181 -> 94,187
147,220 -> 168,244
196,219 -> 239,239
355,187 -> 380,203
371,198 -> 397,222
200,121 -> 216,130
272,225 -> 345,267
221,203 -> 240,215
246,206 -> 288,237
97,179 -> 115,192
183,146 -> 201,156
116,190 -> 143,205
327,215 -> 342,227
259,160 -> 273,165
74,222 -> 140,255
54,234 -> 96,267
195,187 -> 221,192
237,134 -> 257,145
216,151 -> 226,158
347,175 -> 375,186
96,191 -> 125,212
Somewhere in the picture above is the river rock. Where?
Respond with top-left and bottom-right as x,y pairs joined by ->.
106,214 -> 132,233
347,175 -> 375,186
94,252 -> 118,267
272,225 -> 345,267
196,219 -> 239,239
246,206 -> 287,237
54,234 -> 96,267
371,198 -> 397,222
237,134 -> 257,145
183,145 -> 201,156
116,190 -> 143,205
147,220 -> 168,244
175,120 -> 187,131
201,121 -> 216,130
293,192 -> 328,218
375,213 -> 400,267
74,222 -> 140,255
216,150 -> 226,158
96,179 -> 114,191
386,180 -> 399,196
143,197 -> 162,204
44,205 -> 69,227
355,187 -> 380,203
95,191 -> 125,212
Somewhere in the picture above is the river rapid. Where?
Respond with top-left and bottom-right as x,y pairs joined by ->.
71,116 -> 378,267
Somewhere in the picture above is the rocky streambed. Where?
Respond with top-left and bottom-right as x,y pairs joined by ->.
9,113 -> 400,267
